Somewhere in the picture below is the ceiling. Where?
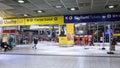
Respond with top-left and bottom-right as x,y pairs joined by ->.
0,0 -> 120,18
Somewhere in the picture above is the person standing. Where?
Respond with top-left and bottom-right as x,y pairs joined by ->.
100,36 -> 103,47
32,37 -> 38,49
111,38 -> 116,51
51,26 -> 56,42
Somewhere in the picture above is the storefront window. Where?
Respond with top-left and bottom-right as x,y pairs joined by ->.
75,23 -> 86,35
75,21 -> 120,43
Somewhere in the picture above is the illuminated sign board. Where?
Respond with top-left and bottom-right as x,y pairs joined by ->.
64,12 -> 120,23
1,16 -> 64,26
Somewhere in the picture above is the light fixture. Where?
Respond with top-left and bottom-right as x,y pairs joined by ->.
18,0 -> 24,3
55,5 -> 62,8
108,5 -> 114,8
70,8 -> 76,11
105,4 -> 118,9
24,14 -> 28,17
68,7 -> 79,11
37,10 -> 43,13
37,10 -> 44,13
34,10 -> 44,13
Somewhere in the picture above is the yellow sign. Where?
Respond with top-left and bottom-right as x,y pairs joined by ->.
0,16 -> 64,26
1,18 -> 25,26
113,34 -> 120,36
2,19 -> 17,26
17,18 -> 25,26
59,36 -> 67,45
25,16 -> 63,25
59,24 -> 74,45
66,24 -> 74,34
66,24 -> 74,44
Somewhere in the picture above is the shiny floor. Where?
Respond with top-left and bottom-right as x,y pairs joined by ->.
1,41 -> 120,56
0,54 -> 120,68
0,41 -> 120,68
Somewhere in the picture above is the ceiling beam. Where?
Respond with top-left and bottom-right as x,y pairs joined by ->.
76,0 -> 80,9
91,0 -> 93,9
105,0 -> 109,7
60,0 -> 67,9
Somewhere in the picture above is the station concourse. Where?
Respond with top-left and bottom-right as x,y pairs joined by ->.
0,0 -> 120,68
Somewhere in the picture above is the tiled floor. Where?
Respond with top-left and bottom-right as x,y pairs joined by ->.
0,54 -> 120,68
0,41 -> 120,57
0,41 -> 120,68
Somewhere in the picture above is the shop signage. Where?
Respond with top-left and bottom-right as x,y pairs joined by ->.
64,12 -> 120,23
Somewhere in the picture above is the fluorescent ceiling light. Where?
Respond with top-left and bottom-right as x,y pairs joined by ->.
55,5 -> 62,8
24,14 -> 28,16
35,10 -> 44,13
108,5 -> 114,8
68,7 -> 79,11
70,8 -> 76,11
105,5 -> 118,9
18,0 -> 24,3
37,10 -> 42,13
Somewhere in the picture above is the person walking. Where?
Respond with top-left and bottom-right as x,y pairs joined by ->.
89,37 -> 94,46
32,37 -> 38,49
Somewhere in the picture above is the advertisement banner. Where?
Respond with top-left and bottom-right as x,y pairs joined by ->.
66,24 -> 74,44
64,12 -> 120,23
59,24 -> 74,45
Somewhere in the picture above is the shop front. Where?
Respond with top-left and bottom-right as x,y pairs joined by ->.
1,16 -> 64,44
64,12 -> 120,44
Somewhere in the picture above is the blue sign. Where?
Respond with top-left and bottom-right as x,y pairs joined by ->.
64,12 -> 120,23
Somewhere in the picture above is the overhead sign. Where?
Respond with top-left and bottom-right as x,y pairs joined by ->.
25,16 -> 63,25
2,19 -> 17,26
1,18 -> 25,26
64,12 -> 120,23
0,16 -> 64,26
